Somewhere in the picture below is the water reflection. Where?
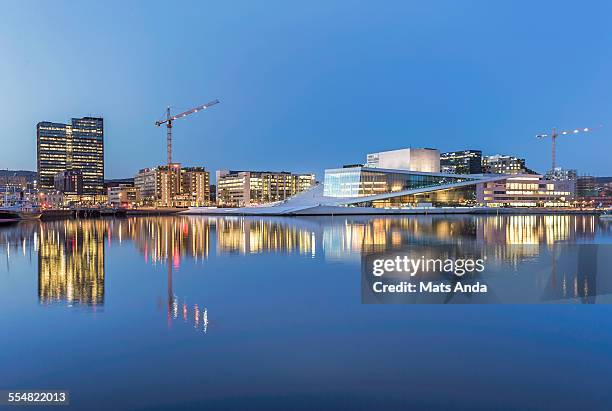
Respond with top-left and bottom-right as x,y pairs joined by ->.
38,220 -> 105,307
0,215 -> 611,305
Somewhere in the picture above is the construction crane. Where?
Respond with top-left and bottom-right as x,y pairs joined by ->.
535,125 -> 599,171
155,99 -> 220,167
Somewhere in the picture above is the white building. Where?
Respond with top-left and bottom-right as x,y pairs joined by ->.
366,148 -> 440,172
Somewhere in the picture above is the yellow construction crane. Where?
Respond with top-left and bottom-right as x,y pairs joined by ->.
155,99 -> 220,167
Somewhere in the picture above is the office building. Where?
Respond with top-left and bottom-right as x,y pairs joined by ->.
108,184 -> 139,207
366,148 -> 440,172
577,176 -> 597,198
440,150 -> 482,174
53,169 -> 83,195
37,117 -> 104,194
134,165 -> 210,207
134,168 -> 158,204
482,154 -> 531,174
216,170 -> 316,207
476,175 -> 574,207
545,167 -> 577,181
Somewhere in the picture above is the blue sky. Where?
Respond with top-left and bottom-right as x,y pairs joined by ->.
1,1 -> 611,180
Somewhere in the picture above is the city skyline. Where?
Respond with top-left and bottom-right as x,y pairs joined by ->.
2,1 -> 612,179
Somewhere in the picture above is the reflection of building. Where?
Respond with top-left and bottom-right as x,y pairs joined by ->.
216,218 -> 315,255
366,148 -> 440,172
216,170 -> 315,207
134,165 -> 211,207
482,154 -> 531,175
38,220 -> 105,306
37,117 -> 104,194
440,150 -> 482,174
124,217 -> 210,263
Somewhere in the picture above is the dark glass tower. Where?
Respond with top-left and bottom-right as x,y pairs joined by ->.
37,117 -> 104,194
440,150 -> 483,174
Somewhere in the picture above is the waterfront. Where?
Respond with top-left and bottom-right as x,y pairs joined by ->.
2,215 -> 612,409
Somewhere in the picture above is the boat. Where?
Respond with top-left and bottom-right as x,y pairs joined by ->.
601,210 -> 612,220
0,210 -> 20,224
0,203 -> 42,220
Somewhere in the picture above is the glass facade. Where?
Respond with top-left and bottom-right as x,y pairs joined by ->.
37,117 -> 104,194
323,167 -> 475,198
440,150 -> 482,174
369,185 -> 478,208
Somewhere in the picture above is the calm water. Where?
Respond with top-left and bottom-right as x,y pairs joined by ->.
2,215 -> 612,410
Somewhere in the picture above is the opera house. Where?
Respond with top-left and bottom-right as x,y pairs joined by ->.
185,147 -> 574,216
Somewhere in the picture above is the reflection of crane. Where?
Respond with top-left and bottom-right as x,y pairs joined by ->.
536,126 -> 600,172
155,99 -> 220,167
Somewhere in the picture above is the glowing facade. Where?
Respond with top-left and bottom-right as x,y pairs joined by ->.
216,170 -> 315,207
37,117 -> 104,194
366,148 -> 440,173
134,165 -> 211,207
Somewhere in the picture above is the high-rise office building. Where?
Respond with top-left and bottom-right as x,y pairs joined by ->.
440,150 -> 482,174
37,117 -> 104,194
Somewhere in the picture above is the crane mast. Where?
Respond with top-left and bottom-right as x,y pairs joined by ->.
166,107 -> 173,166
535,125 -> 599,172
155,99 -> 220,168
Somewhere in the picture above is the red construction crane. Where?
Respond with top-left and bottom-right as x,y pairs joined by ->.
535,125 -> 600,171
155,99 -> 220,167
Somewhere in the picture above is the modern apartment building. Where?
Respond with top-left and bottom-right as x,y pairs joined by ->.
37,117 -> 104,194
440,150 -> 482,174
134,165 -> 210,207
216,170 -> 316,207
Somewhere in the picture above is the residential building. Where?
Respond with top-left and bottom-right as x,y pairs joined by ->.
366,148 -> 440,172
482,154 -> 532,174
37,117 -> 104,194
216,170 -> 316,207
440,150 -> 482,174
134,165 -> 210,207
